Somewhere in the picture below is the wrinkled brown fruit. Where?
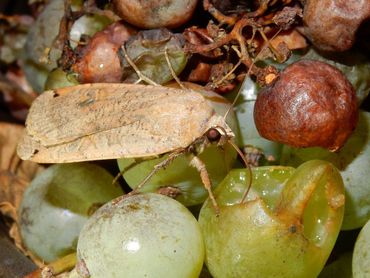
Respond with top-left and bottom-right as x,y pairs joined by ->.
254,59 -> 358,151
303,0 -> 370,52
112,0 -> 198,29
72,21 -> 135,83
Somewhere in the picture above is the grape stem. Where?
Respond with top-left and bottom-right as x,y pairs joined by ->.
24,252 -> 77,278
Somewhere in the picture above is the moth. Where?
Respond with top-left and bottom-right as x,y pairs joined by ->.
17,83 -> 236,210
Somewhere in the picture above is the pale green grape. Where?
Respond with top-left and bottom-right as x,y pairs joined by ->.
69,14 -> 112,49
199,160 -> 345,278
18,163 -> 122,262
281,111 -> 370,230
44,68 -> 79,90
22,0 -> 82,92
353,219 -> 370,278
118,85 -> 238,206
121,29 -> 188,85
74,193 -> 204,278
22,0 -> 65,92
318,252 -> 352,278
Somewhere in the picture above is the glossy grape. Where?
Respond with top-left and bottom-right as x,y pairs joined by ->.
112,0 -> 198,29
353,219 -> 370,278
44,68 -> 79,90
199,160 -> 345,278
18,163 -> 122,262
69,14 -> 112,49
318,252 -> 352,278
22,0 -> 66,92
74,193 -> 204,277
281,111 -> 370,230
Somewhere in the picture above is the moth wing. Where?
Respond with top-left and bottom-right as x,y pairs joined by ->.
18,83 -> 216,162
26,83 -> 192,145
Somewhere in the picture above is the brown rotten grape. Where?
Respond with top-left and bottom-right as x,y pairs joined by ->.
112,0 -> 198,29
254,59 -> 358,152
303,0 -> 370,52
72,21 -> 135,83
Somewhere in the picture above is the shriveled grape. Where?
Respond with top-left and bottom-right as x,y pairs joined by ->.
112,0 -> 198,29
119,28 -> 188,85
303,0 -> 370,52
72,21 -> 135,83
254,59 -> 358,151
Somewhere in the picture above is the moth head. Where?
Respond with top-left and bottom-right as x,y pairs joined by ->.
206,126 -> 233,147
206,128 -> 221,142
205,114 -> 235,141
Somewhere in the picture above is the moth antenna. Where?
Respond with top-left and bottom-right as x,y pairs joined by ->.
223,27 -> 282,121
113,158 -> 153,186
227,139 -> 253,204
112,172 -> 123,186
214,29 -> 256,91
132,150 -> 185,193
164,47 -> 188,90
120,44 -> 159,86
213,58 -> 242,88
259,28 -> 285,62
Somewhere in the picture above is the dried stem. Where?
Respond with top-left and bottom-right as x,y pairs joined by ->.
203,0 -> 237,26
25,253 -> 77,278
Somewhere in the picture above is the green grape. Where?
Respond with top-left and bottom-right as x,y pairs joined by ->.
281,111 -> 370,230
22,0 -> 82,92
318,252 -> 352,278
69,14 -> 112,49
44,68 -> 79,90
353,219 -> 370,278
117,85 -> 238,206
199,160 -> 345,278
18,163 -> 123,262
73,193 -> 204,278
22,0 -> 65,92
121,28 -> 188,85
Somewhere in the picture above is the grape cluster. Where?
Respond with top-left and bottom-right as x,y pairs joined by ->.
10,0 -> 370,277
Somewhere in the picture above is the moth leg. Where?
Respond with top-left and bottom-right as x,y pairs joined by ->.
132,150 -> 185,193
189,155 -> 220,215
112,159 -> 145,185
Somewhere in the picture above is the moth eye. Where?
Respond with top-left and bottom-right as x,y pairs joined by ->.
52,91 -> 60,98
32,149 -> 39,155
206,128 -> 221,142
